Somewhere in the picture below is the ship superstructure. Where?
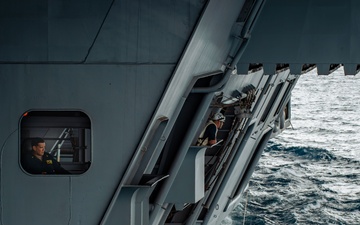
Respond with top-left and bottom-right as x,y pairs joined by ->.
0,0 -> 359,224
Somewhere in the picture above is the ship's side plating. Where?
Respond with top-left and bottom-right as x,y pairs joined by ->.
1,0 -> 359,225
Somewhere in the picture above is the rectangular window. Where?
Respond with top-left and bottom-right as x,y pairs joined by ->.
21,111 -> 91,175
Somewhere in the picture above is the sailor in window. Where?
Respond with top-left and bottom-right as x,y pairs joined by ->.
22,137 -> 70,174
197,112 -> 225,146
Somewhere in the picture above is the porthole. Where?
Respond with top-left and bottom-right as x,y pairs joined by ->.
20,111 -> 91,175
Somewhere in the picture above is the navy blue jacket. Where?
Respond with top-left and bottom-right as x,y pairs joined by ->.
22,152 -> 69,174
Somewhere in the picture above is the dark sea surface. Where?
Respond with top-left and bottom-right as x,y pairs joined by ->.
223,68 -> 360,225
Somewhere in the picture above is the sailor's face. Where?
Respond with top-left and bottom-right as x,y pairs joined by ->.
215,120 -> 224,129
33,142 -> 46,157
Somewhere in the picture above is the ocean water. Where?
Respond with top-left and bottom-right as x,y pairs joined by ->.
224,67 -> 360,225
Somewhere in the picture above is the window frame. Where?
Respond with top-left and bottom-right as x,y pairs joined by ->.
20,110 -> 92,175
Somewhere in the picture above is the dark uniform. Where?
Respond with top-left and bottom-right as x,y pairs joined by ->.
22,152 -> 69,174
197,121 -> 217,146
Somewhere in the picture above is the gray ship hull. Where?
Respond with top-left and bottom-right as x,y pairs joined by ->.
0,0 -> 359,224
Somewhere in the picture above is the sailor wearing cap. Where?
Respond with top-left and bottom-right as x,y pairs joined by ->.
197,112 -> 225,146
